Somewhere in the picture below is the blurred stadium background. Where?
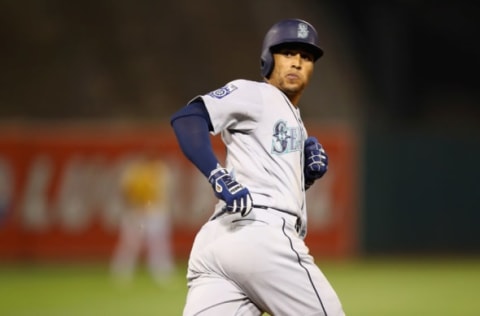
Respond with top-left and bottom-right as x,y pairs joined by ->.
0,1 -> 479,315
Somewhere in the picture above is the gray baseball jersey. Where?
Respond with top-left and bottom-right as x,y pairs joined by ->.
183,79 -> 345,315
200,79 -> 308,236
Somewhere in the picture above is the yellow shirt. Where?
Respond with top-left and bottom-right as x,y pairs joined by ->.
121,160 -> 168,210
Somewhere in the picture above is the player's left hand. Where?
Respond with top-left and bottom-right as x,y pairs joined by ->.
208,167 -> 253,216
304,136 -> 328,189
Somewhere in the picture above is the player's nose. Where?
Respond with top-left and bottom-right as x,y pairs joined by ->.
290,54 -> 302,68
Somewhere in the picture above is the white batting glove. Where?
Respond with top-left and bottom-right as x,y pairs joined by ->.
208,167 -> 253,216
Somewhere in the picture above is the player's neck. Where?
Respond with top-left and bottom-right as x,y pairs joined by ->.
288,94 -> 301,107
265,79 -> 303,107
281,90 -> 302,107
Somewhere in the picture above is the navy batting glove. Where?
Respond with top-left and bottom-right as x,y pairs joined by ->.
208,167 -> 253,216
304,137 -> 328,189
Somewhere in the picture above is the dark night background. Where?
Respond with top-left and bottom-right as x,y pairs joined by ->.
1,0 -> 478,255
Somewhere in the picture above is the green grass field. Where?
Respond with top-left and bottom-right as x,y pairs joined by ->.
1,257 -> 479,315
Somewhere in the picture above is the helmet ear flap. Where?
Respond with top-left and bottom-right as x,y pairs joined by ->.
260,49 -> 274,78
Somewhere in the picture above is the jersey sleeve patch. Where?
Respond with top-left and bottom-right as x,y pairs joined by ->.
208,83 -> 238,99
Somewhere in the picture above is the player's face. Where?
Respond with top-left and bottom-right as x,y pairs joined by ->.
268,47 -> 315,105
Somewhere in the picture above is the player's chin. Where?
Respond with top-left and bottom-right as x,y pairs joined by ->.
283,82 -> 304,94
286,76 -> 305,86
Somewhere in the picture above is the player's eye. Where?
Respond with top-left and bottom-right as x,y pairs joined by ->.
300,52 -> 314,62
279,49 -> 313,62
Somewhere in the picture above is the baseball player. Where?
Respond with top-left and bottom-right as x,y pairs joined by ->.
110,152 -> 174,285
170,18 -> 344,315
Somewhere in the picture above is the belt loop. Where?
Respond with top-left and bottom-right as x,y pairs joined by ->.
295,217 -> 301,234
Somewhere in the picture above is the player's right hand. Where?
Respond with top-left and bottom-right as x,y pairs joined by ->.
208,167 -> 253,216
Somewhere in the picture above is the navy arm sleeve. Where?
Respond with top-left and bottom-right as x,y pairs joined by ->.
170,99 -> 219,178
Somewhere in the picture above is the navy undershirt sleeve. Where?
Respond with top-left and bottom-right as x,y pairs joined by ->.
170,99 -> 219,178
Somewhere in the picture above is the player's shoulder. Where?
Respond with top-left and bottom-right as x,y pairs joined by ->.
227,79 -> 275,97
203,79 -> 264,100
228,79 -> 269,91
233,79 -> 281,94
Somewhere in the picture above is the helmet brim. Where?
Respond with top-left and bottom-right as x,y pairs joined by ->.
270,42 -> 324,61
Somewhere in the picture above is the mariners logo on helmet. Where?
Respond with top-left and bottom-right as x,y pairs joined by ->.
297,23 -> 309,39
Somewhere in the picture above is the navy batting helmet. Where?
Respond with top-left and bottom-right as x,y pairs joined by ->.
260,19 -> 324,78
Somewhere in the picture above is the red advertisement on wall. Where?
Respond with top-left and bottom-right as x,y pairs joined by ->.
0,122 -> 358,262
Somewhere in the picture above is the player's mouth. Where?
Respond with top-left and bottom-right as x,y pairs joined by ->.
286,73 -> 300,81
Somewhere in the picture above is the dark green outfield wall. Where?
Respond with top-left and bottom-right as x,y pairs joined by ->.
362,128 -> 480,254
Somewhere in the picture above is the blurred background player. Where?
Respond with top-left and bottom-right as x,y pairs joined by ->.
110,151 -> 174,285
